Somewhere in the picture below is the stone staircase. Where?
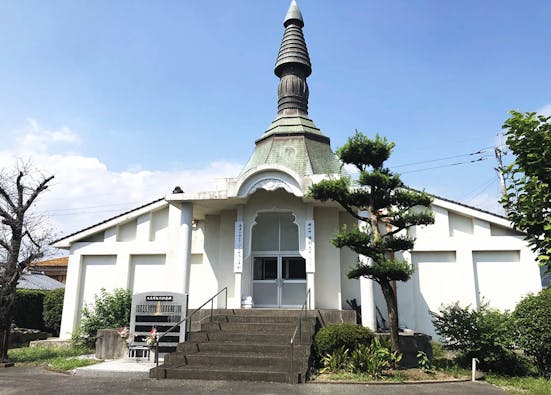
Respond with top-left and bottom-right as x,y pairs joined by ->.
149,309 -> 317,383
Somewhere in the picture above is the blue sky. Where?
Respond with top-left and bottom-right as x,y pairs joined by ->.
1,0 -> 550,236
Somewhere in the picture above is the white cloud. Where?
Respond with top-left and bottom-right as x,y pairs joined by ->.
0,120 -> 242,239
14,118 -> 81,154
537,103 -> 551,116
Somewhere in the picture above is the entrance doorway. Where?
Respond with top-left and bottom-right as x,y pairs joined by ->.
253,256 -> 306,307
250,212 -> 306,308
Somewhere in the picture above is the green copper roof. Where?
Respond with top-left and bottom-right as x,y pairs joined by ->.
241,131 -> 342,177
240,1 -> 342,179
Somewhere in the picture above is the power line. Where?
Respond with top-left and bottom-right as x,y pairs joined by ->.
43,201 -> 140,213
391,146 -> 494,169
399,156 -> 491,174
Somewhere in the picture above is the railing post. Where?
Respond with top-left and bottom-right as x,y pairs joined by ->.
225,287 -> 228,309
210,299 -> 213,322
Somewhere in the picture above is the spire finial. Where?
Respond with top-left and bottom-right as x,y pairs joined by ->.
284,0 -> 304,28
274,1 -> 311,116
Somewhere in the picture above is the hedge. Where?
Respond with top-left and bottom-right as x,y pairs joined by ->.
11,288 -> 65,334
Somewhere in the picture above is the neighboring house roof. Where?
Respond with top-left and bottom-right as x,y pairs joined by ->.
17,271 -> 65,290
33,257 -> 68,268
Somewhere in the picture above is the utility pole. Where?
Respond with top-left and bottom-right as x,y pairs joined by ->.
495,133 -> 508,214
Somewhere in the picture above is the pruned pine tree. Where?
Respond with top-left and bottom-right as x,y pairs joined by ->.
0,163 -> 54,363
309,132 -> 434,353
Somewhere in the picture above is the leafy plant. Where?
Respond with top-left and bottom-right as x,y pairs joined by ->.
43,288 -> 64,336
314,323 -> 373,358
347,337 -> 401,378
74,288 -> 132,348
417,351 -> 435,374
512,288 -> 551,378
320,346 -> 349,373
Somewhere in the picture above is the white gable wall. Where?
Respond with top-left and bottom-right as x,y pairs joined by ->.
368,201 -> 541,339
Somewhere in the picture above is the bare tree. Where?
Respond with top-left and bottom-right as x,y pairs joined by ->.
0,162 -> 54,363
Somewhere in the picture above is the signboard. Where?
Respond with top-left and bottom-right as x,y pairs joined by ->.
234,220 -> 244,273
129,292 -> 187,354
305,220 -> 315,272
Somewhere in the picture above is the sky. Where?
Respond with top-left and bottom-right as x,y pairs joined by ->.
1,0 -> 550,241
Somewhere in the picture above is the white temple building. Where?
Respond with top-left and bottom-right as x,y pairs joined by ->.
55,1 -> 542,340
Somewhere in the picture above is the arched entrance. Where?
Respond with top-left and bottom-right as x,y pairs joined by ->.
251,212 -> 306,307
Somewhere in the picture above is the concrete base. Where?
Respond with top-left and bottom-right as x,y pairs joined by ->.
30,338 -> 72,348
375,332 -> 432,368
95,329 -> 127,360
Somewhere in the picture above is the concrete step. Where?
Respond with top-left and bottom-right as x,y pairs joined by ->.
176,341 -> 311,355
200,321 -> 297,333
188,330 -> 293,344
150,364 -> 304,383
164,352 -> 306,370
209,314 -> 315,324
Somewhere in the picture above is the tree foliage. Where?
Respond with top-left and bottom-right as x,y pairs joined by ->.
0,163 -> 54,362
431,301 -> 528,375
309,131 -> 434,353
74,288 -> 132,348
512,288 -> 551,378
501,111 -> 551,272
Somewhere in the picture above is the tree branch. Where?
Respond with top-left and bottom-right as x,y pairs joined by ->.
22,175 -> 54,213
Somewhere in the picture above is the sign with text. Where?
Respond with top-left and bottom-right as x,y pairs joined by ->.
234,220 -> 244,273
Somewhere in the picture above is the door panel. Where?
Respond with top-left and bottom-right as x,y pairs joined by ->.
253,256 -> 306,307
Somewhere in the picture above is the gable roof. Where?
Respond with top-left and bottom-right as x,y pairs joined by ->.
52,197 -> 165,249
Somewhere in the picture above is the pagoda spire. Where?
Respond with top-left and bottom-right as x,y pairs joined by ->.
274,0 -> 312,116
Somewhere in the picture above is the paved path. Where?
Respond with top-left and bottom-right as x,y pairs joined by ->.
0,366 -> 507,395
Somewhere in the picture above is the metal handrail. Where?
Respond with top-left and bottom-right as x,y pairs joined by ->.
155,287 -> 228,378
289,288 -> 311,383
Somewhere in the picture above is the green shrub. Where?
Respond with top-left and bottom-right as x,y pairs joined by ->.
512,288 -> 551,379
74,288 -> 132,348
315,323 -> 373,357
43,288 -> 64,336
12,289 -> 47,330
431,301 -> 528,375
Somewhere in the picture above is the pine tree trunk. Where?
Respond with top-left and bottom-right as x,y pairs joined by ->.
379,279 -> 401,354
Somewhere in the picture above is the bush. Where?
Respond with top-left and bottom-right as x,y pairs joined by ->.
431,301 -> 527,375
43,288 -> 65,336
12,289 -> 47,330
74,288 -> 131,348
315,323 -> 373,358
512,288 -> 551,378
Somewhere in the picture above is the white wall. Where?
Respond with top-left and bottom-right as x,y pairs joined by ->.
314,207 -> 342,309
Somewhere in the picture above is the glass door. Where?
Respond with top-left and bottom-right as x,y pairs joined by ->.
253,255 -> 306,307
253,256 -> 278,306
280,256 -> 307,307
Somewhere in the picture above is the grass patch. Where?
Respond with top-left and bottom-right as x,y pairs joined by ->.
312,368 -> 470,383
7,345 -> 100,371
8,345 -> 93,363
484,374 -> 551,395
47,357 -> 100,371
